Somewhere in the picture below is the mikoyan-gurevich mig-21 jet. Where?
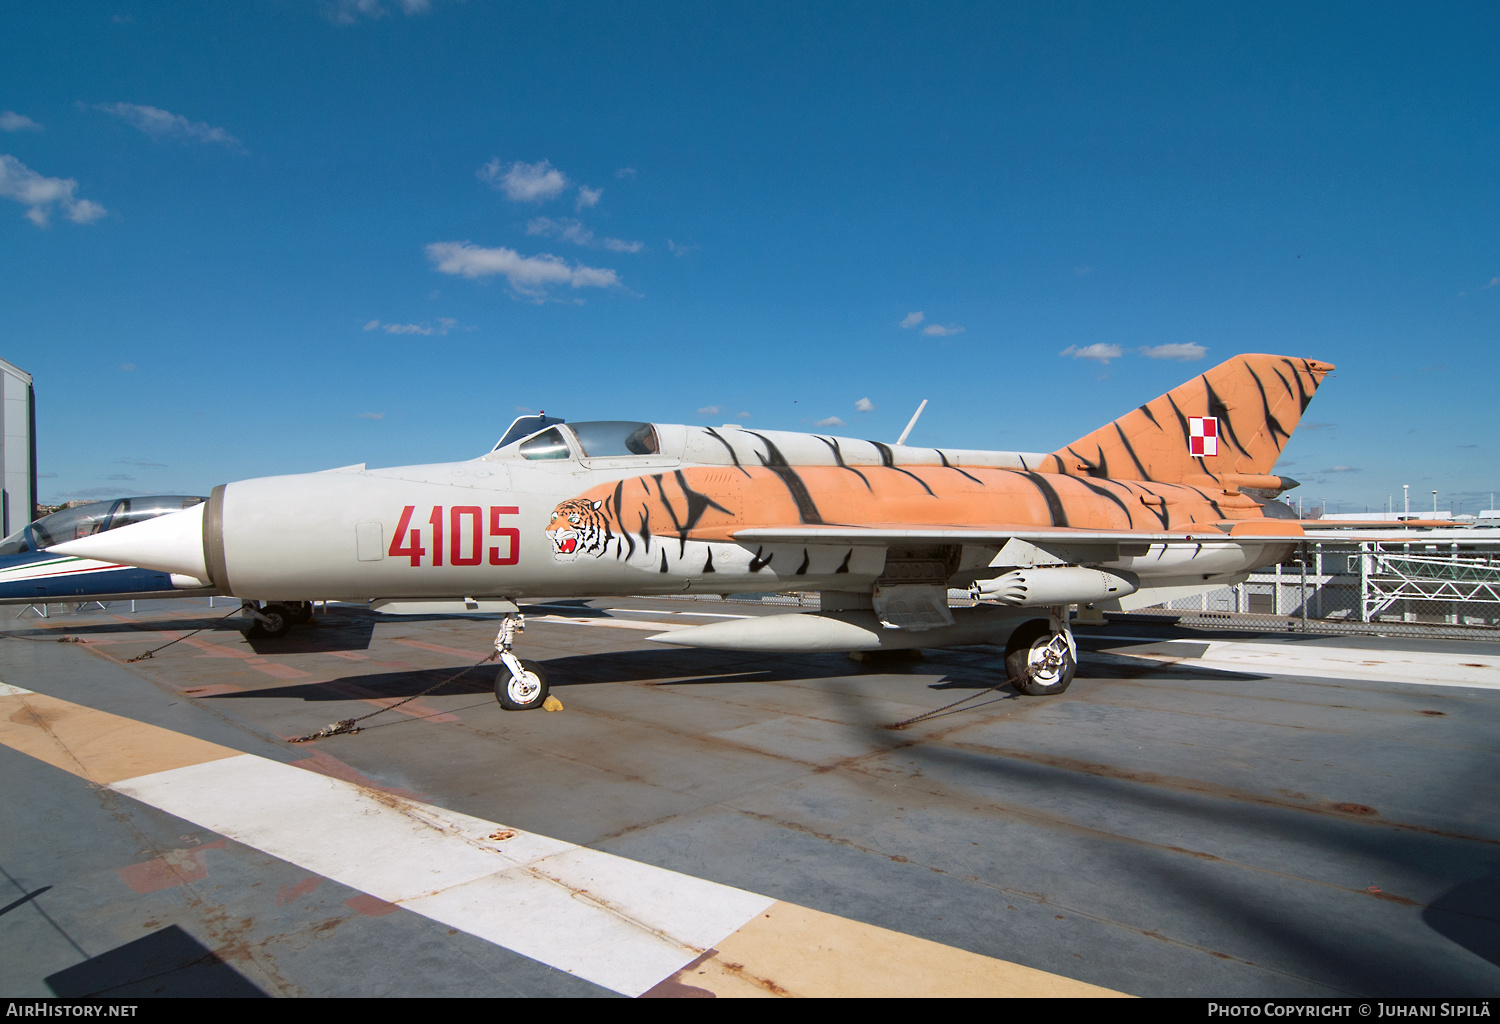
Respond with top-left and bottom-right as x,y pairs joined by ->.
51,353 -> 1332,711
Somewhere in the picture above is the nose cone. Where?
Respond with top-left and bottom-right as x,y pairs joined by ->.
47,502 -> 210,581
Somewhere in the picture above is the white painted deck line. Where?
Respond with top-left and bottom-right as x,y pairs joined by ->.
1116,641 -> 1500,689
0,682 -> 35,697
111,753 -> 774,997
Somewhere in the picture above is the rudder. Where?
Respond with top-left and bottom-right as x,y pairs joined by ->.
1042,354 -> 1334,484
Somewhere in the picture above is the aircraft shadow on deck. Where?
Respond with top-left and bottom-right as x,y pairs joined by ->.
897,736 -> 1500,995
240,618 -> 377,654
45,924 -> 267,998
1424,876 -> 1500,969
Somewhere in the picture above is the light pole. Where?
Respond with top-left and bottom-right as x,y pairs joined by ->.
1403,484 -> 1409,517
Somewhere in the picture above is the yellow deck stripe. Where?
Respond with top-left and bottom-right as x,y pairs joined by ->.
0,688 -> 241,785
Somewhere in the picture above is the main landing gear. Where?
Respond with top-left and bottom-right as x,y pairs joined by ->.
1004,614 -> 1077,696
242,600 -> 315,639
492,613 -> 550,711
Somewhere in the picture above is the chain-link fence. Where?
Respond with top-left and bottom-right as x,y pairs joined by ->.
1137,539 -> 1500,639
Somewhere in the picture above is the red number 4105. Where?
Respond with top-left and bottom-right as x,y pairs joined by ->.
388,505 -> 520,567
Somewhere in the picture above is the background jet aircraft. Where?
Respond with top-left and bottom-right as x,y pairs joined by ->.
50,353 -> 1332,710
0,495 -> 216,605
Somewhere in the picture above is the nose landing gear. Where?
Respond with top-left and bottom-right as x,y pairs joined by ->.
242,601 -> 312,639
492,612 -> 551,710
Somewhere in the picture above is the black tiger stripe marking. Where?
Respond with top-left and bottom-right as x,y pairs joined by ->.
611,481 -> 635,560
1203,380 -> 1249,456
815,435 -> 872,491
870,441 -> 936,496
659,550 -> 669,573
702,548 -> 715,573
749,546 -> 773,572
1020,471 -> 1069,527
1112,422 -> 1151,480
1282,357 -> 1313,412
795,549 -> 810,575
1119,480 -> 1169,528
937,450 -> 983,484
836,549 -> 852,573
1246,365 -> 1291,444
1069,476 -> 1136,525
1186,484 -> 1226,519
704,427 -> 753,478
745,431 -> 825,524
653,471 -> 734,555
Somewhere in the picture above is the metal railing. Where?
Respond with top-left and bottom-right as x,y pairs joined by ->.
1145,538 -> 1500,637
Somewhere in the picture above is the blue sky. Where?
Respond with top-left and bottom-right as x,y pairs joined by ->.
2,1 -> 1496,515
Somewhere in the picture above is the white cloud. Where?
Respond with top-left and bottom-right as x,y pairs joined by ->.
478,158 -> 568,202
357,412 -> 386,419
1074,265 -> 1094,276
736,411 -> 751,419
325,0 -> 430,23
615,167 -> 636,179
93,102 -> 245,152
697,406 -> 720,416
814,416 -> 844,427
667,239 -> 699,257
120,363 -> 136,372
1482,276 -> 1500,290
899,311 -> 924,328
1139,343 -> 1207,361
1060,343 -> 1123,364
362,317 -> 461,336
0,111 -> 42,132
425,241 -> 620,299
0,154 -> 107,227
855,397 -> 874,412
1324,465 -> 1360,473
576,186 -> 602,209
923,324 -> 964,337
526,216 -> 643,253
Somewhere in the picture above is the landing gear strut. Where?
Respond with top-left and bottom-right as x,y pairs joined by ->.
492,613 -> 550,711
243,601 -> 293,639
1005,614 -> 1077,696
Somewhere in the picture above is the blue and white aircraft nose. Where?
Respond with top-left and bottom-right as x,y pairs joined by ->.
48,502 -> 210,582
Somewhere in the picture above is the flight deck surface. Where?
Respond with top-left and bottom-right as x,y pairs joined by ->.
1,597 -> 1497,998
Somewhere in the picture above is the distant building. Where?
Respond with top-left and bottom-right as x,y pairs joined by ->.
0,358 -> 36,537
1320,511 -> 1457,523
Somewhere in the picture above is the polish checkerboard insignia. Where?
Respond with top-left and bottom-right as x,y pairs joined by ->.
1189,416 -> 1218,457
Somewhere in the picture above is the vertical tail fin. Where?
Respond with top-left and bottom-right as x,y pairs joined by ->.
1043,354 -> 1334,484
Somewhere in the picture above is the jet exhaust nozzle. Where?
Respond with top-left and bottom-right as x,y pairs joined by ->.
973,566 -> 1138,606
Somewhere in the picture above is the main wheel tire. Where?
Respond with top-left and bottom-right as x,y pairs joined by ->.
290,602 -> 315,623
1004,619 -> 1076,696
495,659 -> 550,711
248,603 -> 292,640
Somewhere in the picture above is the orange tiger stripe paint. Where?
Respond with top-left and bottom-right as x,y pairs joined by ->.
1040,354 -> 1334,484
567,354 -> 1333,546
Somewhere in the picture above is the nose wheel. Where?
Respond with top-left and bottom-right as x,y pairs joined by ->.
496,659 -> 550,711
491,612 -> 550,710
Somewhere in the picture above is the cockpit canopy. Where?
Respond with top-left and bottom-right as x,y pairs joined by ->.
0,495 -> 207,557
494,418 -> 661,462
493,413 -> 566,452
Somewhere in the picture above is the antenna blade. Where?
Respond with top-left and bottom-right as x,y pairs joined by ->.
895,399 -> 928,446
